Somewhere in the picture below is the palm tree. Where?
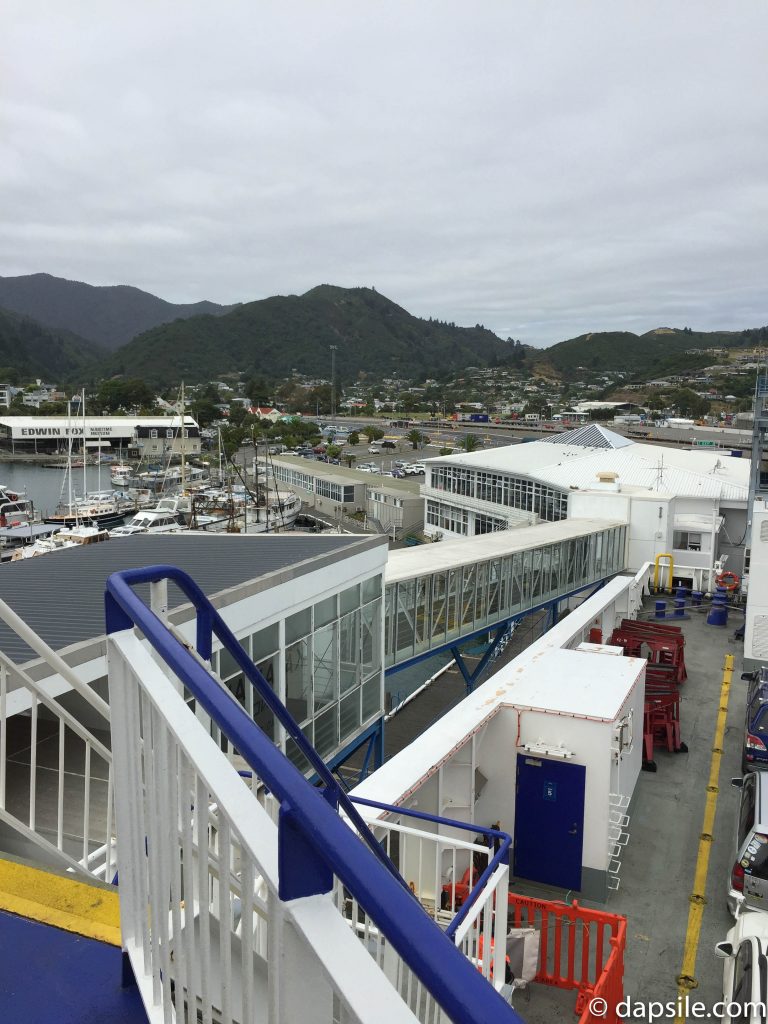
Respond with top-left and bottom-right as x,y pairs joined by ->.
344,453 -> 357,469
460,433 -> 482,452
406,429 -> 425,450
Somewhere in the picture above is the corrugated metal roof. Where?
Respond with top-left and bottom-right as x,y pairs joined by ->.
0,533 -> 377,663
538,424 -> 634,449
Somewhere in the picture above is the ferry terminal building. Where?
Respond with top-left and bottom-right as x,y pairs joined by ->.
0,415 -> 202,458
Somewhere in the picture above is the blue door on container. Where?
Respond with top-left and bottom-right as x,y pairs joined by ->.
513,754 -> 585,891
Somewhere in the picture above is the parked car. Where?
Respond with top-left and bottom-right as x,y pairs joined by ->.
368,445 -> 381,454
742,668 -> 768,772
410,463 -> 426,474
728,771 -> 768,914
381,440 -> 396,449
715,906 -> 768,1020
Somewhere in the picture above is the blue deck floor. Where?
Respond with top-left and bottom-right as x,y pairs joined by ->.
0,908 -> 147,1024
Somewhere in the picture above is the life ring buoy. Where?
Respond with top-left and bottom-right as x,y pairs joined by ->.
716,570 -> 740,591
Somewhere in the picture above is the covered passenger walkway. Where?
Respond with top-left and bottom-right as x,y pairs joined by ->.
384,518 -> 627,674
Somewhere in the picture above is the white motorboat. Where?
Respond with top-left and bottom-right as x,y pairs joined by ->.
11,523 -> 111,559
110,495 -> 190,537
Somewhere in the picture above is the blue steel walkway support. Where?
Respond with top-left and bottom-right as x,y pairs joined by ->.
105,564 -> 524,1024
451,622 -> 510,695
325,716 -> 385,787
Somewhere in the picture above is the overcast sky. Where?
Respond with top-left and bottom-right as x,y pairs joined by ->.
1,2 -> 766,347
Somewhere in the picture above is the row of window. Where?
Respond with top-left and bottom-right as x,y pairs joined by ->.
426,499 -> 470,534
427,466 -> 568,521
273,464 -> 355,504
141,428 -> 197,439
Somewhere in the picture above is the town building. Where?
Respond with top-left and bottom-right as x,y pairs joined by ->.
0,414 -> 201,456
270,456 -> 423,536
422,423 -> 749,575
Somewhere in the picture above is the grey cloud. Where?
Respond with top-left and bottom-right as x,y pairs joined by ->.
1,1 -> 766,347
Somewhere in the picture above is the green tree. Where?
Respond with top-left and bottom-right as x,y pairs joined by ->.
406,429 -> 428,450
348,430 -> 360,446
344,453 -> 357,469
460,433 -> 482,452
361,426 -> 384,444
191,397 -> 221,428
326,444 -> 341,460
669,388 -> 711,419
97,378 -> 157,413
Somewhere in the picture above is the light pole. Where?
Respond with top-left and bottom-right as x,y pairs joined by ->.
329,345 -> 337,419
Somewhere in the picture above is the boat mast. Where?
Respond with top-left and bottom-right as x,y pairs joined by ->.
81,388 -> 87,502
66,400 -> 73,517
180,382 -> 186,490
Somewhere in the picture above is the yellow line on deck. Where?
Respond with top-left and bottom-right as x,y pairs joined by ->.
0,856 -> 121,946
675,653 -> 734,1019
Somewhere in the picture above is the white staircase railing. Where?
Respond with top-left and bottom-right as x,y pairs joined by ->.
110,629 -> 430,1024
0,598 -> 115,879
106,564 -> 522,1024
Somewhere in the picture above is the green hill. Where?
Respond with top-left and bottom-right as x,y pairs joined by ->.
103,284 -> 514,385
0,307 -> 103,383
0,273 -> 239,351
540,326 -> 763,381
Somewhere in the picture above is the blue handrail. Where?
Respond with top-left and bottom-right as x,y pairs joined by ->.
105,565 -> 522,1024
104,564 -> 406,890
350,796 -> 512,941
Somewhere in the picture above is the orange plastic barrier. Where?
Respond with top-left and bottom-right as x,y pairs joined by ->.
506,894 -> 626,1022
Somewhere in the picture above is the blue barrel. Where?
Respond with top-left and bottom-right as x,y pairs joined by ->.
707,588 -> 729,626
691,590 -> 703,606
655,600 -> 667,619
674,597 -> 686,618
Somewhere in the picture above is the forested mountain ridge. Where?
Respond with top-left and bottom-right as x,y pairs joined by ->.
536,326 -> 768,381
0,273 -> 239,351
103,284 -> 518,385
0,307 -> 103,382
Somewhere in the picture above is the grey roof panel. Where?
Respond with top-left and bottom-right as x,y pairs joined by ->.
0,533 -> 380,663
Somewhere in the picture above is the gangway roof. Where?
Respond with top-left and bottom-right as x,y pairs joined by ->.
385,517 -> 626,582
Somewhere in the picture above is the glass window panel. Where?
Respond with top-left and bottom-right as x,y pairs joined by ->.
286,638 -> 311,723
314,595 -> 338,628
339,609 -> 360,693
251,623 -> 279,662
286,607 -> 311,645
286,728 -> 313,776
461,564 -> 476,628
363,574 -> 382,603
340,584 -> 360,614
430,572 -> 447,641
340,690 -> 361,743
314,706 -> 338,758
252,656 -> 276,739
395,581 -> 416,655
362,598 -> 381,677
219,645 -> 240,680
362,676 -> 381,722
313,621 -> 338,712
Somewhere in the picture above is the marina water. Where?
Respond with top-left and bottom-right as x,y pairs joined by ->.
0,462 -> 113,518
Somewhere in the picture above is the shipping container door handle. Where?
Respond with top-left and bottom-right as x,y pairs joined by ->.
569,824 -> 578,835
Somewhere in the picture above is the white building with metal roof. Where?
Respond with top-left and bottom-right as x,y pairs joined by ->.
422,424 -> 749,577
0,414 -> 201,456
